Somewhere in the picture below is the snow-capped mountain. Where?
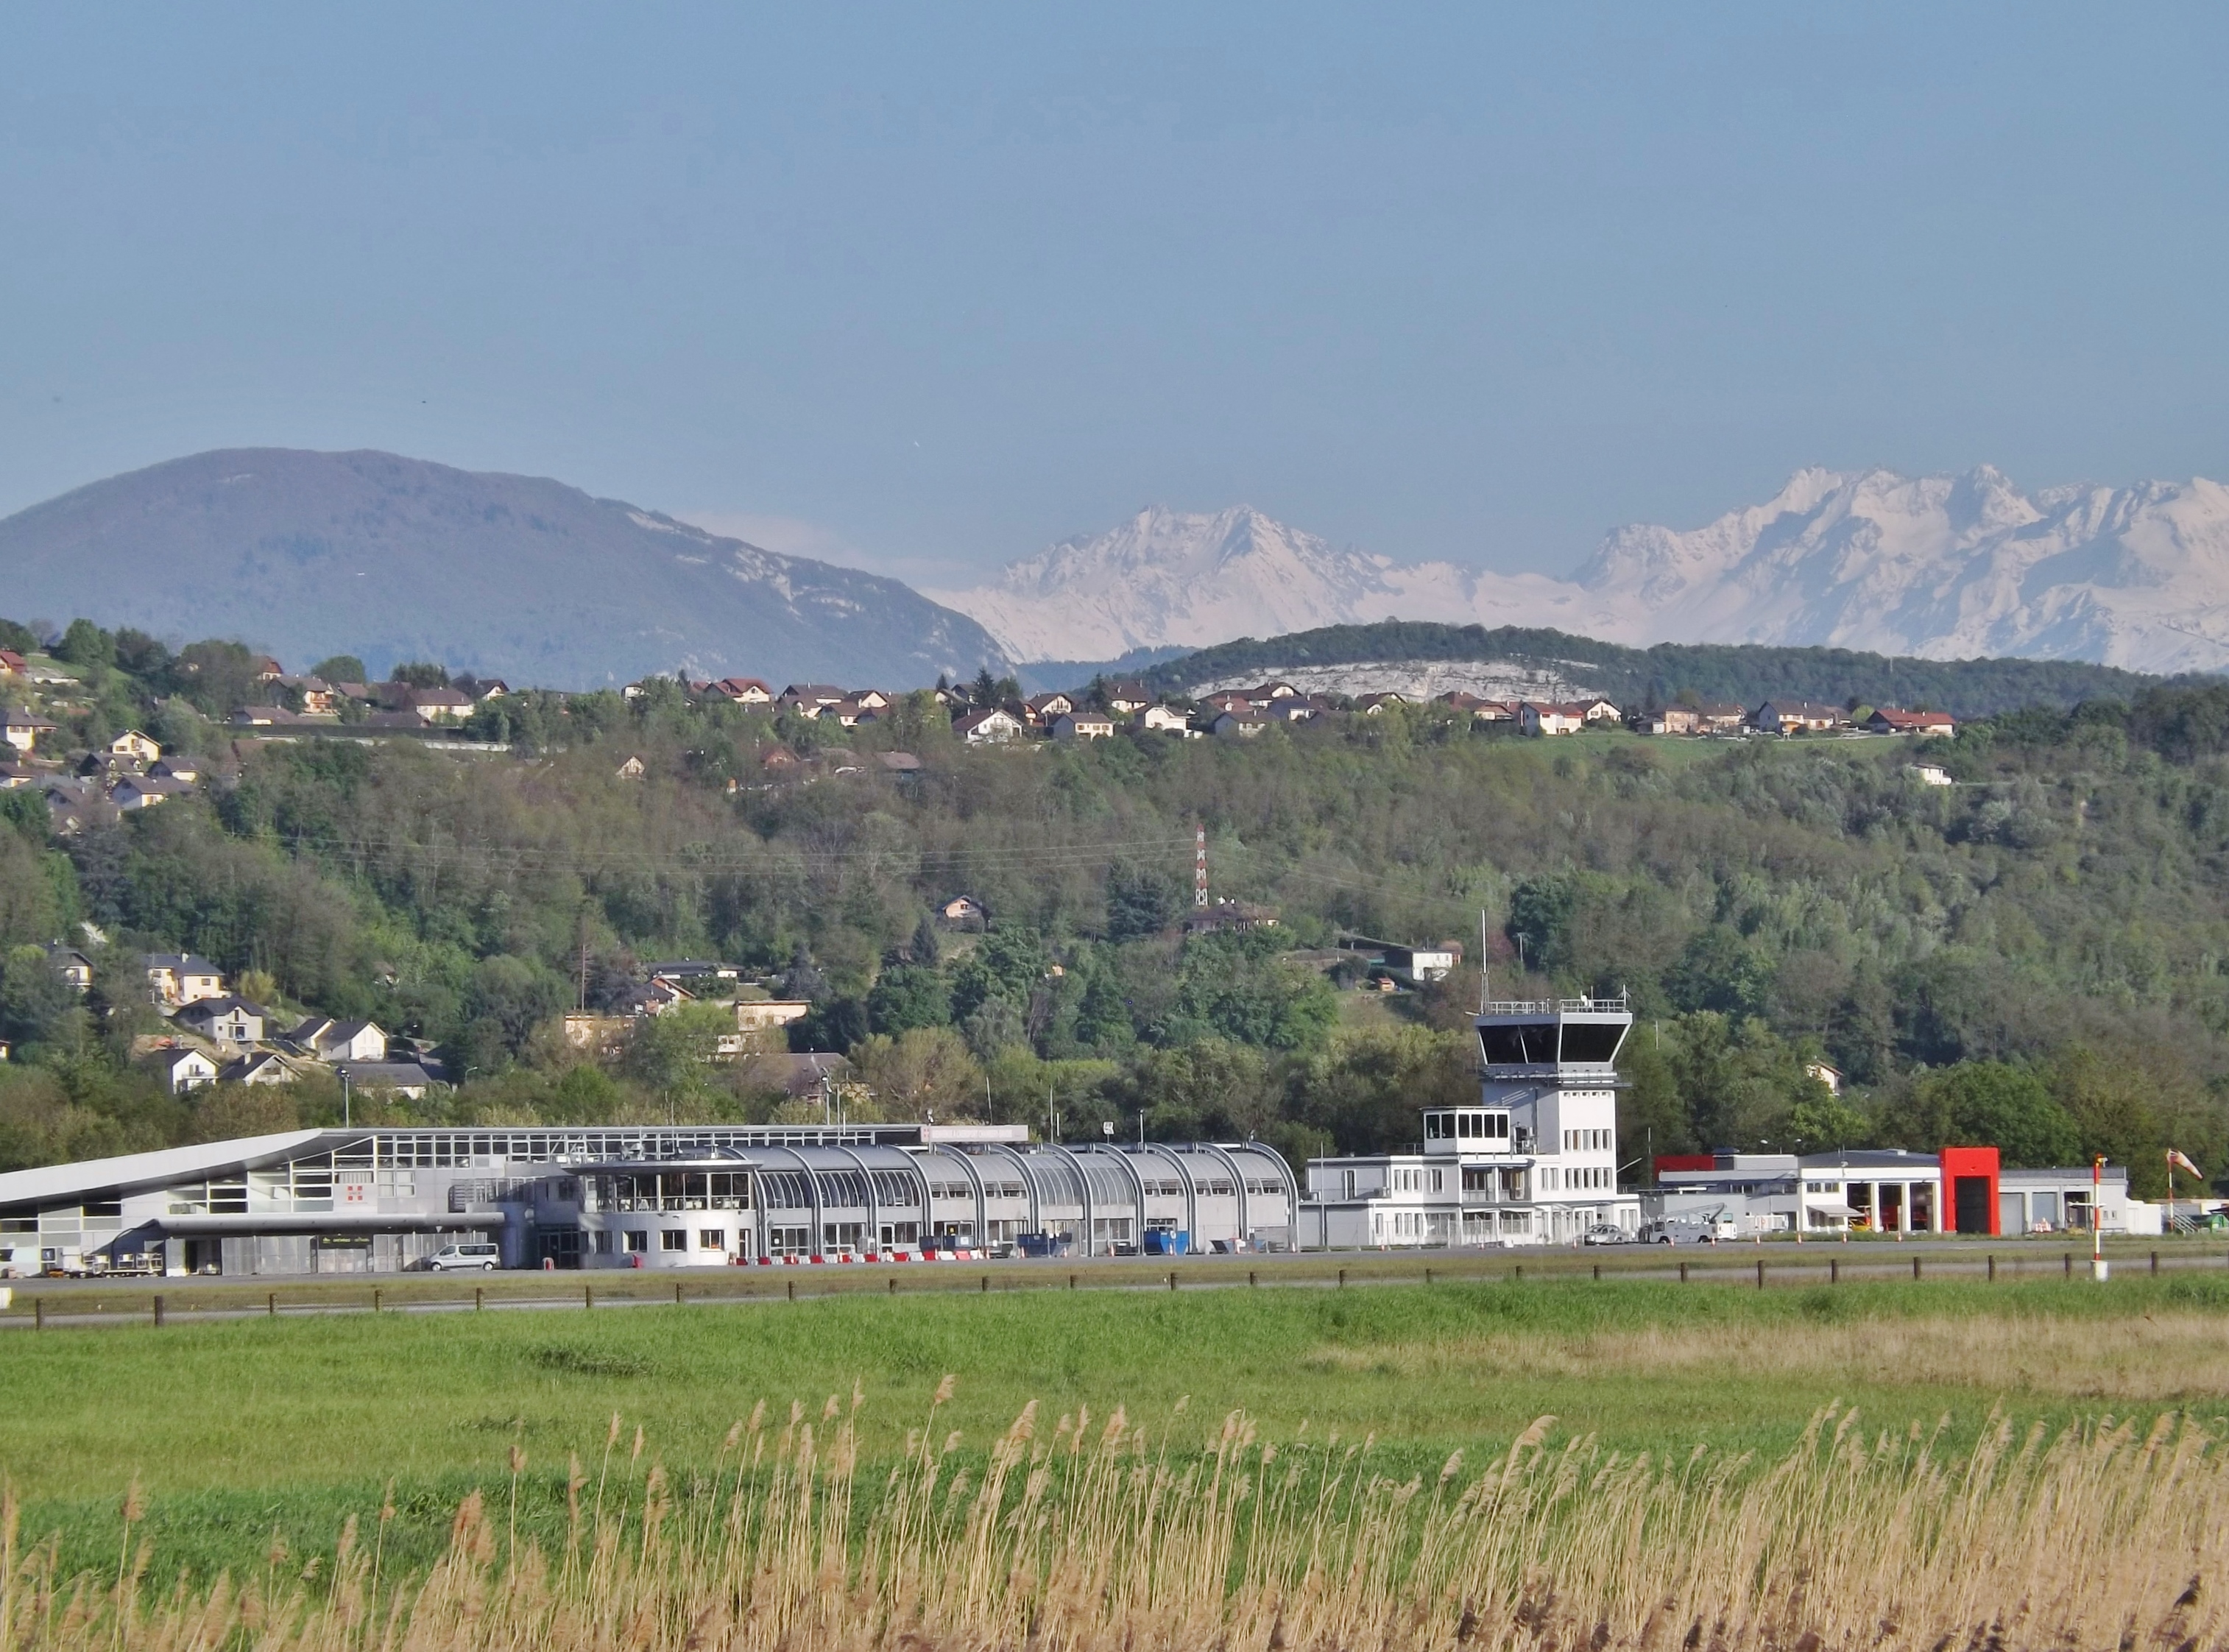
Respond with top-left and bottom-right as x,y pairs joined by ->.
1569,466 -> 2229,674
940,470 -> 2229,674
930,505 -> 1583,662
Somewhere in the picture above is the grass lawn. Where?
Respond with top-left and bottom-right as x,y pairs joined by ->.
7,1268 -> 2229,1585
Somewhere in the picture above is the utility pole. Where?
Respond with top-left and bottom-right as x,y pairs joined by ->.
1195,823 -> 1208,908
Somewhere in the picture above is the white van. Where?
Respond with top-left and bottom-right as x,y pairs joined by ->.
420,1241 -> 501,1272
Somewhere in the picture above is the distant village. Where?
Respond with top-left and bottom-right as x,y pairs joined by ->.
0,642 -> 1957,1104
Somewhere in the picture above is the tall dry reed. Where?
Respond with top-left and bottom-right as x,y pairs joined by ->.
7,1388 -> 2227,1651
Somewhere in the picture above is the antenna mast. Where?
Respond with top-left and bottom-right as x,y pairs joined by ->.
1195,822 -> 1209,907
1478,909 -> 1489,1013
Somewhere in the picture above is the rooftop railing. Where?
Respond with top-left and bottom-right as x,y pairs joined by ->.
1481,991 -> 1630,1015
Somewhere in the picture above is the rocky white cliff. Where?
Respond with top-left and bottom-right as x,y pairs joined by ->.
940,470 -> 2229,674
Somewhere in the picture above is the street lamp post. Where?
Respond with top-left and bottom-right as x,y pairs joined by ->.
338,1066 -> 352,1129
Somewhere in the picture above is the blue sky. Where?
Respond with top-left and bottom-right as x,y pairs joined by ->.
4,4 -> 2227,584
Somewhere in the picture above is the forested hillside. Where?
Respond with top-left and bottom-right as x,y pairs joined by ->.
9,613 -> 2229,1196
1146,621 -> 2183,716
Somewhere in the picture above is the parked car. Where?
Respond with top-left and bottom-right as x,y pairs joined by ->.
1579,1224 -> 1630,1246
417,1241 -> 501,1272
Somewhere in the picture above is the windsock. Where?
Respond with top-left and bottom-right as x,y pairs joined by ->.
2169,1148 -> 2204,1178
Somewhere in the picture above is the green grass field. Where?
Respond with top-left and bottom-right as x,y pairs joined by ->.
8,1267 -> 2229,1587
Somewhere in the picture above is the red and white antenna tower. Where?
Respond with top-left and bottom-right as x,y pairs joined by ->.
1194,822 -> 1209,907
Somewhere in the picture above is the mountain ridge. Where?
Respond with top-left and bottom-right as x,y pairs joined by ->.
0,448 -> 1011,688
939,468 -> 2229,674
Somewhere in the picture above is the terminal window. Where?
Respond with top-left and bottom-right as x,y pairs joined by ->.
660,1230 -> 686,1251
698,1229 -> 724,1249
622,1230 -> 647,1253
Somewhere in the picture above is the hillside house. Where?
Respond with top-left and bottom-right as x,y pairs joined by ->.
1696,702 -> 1748,733
1248,681 -> 1301,701
1263,699 -> 1319,723
1209,711 -> 1270,739
954,707 -> 1024,745
1519,702 -> 1585,737
2,710 -> 57,753
1202,691 -> 1252,716
285,1017 -> 388,1064
939,894 -> 988,929
147,756 -> 200,783
759,745 -> 800,772
1134,705 -> 1190,733
1867,707 -> 1957,737
1025,692 -> 1077,722
0,763 -> 37,788
1051,712 -> 1116,741
218,1051 -> 297,1087
177,995 -> 267,1046
1354,693 -> 1411,714
711,678 -> 774,705
0,650 -> 24,677
1653,706 -> 1703,735
733,998 -> 813,1034
274,677 -> 339,714
110,776 -> 194,810
778,684 -> 846,713
144,953 -> 225,1006
146,1046 -> 219,1095
108,730 -> 161,763
44,945 -> 94,991
1575,696 -> 1623,726
1754,699 -> 1848,734
406,688 -> 474,724
1104,682 -> 1151,714
1472,699 -> 1517,723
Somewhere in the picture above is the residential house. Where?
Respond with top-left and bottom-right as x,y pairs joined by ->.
1354,692 -> 1412,714
284,1017 -> 388,1063
1134,705 -> 1190,734
1519,702 -> 1585,736
643,960 -> 740,984
1867,707 -> 1957,738
228,706 -> 331,730
1472,699 -> 1517,724
146,1046 -> 219,1095
176,995 -> 267,1045
1907,763 -> 1955,787
252,656 -> 285,683
849,689 -> 892,711
406,688 -> 474,724
1695,701 -> 1748,733
218,1051 -> 298,1087
1208,711 -> 1270,739
144,953 -> 225,1006
1753,699 -> 1848,735
1262,699 -> 1320,724
938,894 -> 988,929
1201,691 -> 1253,716
1653,706 -> 1703,735
1104,681 -> 1151,714
778,684 -> 846,713
615,755 -> 646,779
1247,681 -> 1301,702
0,763 -> 36,788
759,745 -> 800,772
954,707 -> 1025,745
110,775 -> 194,810
2,710 -> 57,753
827,697 -> 883,727
1576,697 -> 1624,726
1183,899 -> 1281,934
272,677 -> 339,714
108,730 -> 161,763
612,978 -> 693,1017
330,1061 -> 434,1099
710,677 -> 774,705
1050,712 -> 1116,741
147,756 -> 201,783
43,944 -> 94,991
1627,713 -> 1670,736
467,679 -> 509,701
1025,691 -> 1077,724
733,998 -> 812,1034
0,650 -> 24,678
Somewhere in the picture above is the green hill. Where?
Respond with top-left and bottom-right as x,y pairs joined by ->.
1142,621 -> 2189,714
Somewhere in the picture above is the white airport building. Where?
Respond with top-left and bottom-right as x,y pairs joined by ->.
0,1123 -> 1299,1276
1300,994 -> 1641,1247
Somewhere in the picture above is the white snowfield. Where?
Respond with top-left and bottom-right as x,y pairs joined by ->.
936,470 -> 2229,675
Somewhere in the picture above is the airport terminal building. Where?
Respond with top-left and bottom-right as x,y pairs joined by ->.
0,1123 -> 1299,1276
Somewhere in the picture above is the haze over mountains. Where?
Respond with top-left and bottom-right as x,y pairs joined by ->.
941,470 -> 2229,676
0,449 -> 1009,688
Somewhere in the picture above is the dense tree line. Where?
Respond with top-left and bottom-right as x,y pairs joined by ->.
4,615 -> 2229,1195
